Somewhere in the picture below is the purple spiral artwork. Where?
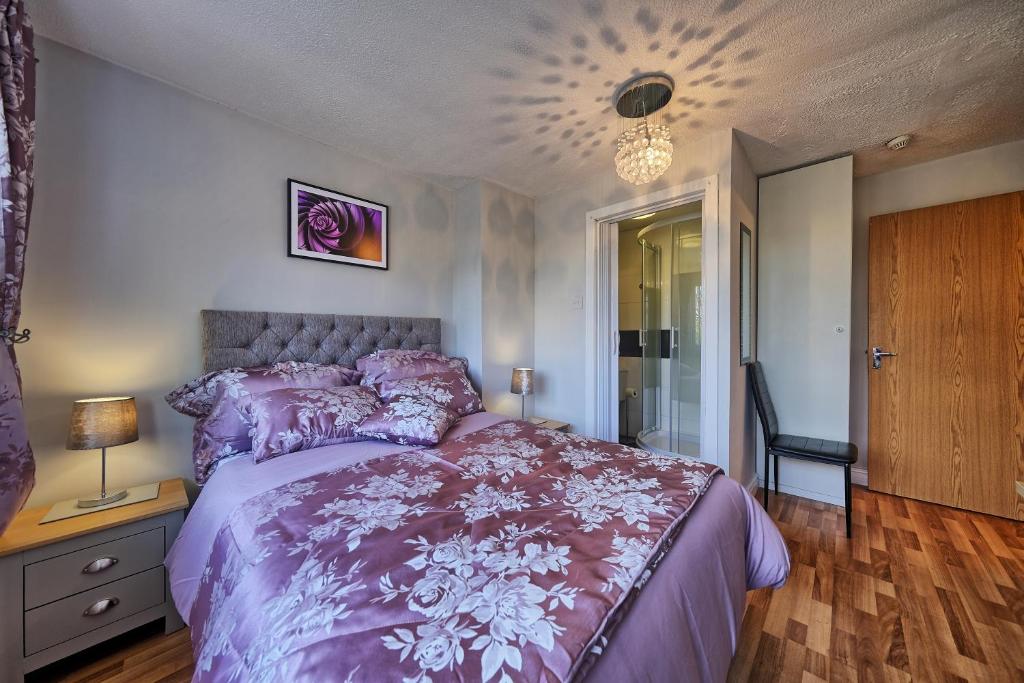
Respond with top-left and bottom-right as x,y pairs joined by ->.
289,180 -> 388,269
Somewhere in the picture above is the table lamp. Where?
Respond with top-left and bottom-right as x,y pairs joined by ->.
67,397 -> 138,508
510,367 -> 534,420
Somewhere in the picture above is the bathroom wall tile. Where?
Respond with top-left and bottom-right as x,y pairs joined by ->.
619,302 -> 642,330
619,269 -> 642,305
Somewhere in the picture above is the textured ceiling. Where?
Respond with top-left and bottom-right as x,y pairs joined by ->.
29,0 -> 1024,196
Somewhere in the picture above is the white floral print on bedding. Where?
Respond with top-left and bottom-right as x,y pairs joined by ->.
249,385 -> 382,463
356,349 -> 469,388
378,370 -> 483,416
166,361 -> 362,418
355,395 -> 461,447
184,362 -> 364,482
188,419 -> 723,683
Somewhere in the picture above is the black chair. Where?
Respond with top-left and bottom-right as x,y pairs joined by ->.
748,361 -> 858,537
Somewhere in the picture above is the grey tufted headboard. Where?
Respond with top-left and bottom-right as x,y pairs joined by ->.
201,310 -> 442,372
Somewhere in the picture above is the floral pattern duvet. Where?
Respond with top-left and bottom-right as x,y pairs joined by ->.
188,420 -> 723,682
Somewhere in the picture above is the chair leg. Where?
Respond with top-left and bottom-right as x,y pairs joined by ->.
844,463 -> 852,538
763,446 -> 770,511
774,453 -> 779,495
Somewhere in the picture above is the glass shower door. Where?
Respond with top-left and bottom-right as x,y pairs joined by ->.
640,239 -> 661,437
669,220 -> 702,457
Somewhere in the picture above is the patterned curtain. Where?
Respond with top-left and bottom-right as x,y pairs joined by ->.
0,0 -> 34,535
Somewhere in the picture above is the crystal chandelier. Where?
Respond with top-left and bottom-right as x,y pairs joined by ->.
613,75 -> 674,185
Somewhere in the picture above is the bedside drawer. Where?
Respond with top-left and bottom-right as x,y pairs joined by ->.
24,527 -> 164,609
24,566 -> 165,656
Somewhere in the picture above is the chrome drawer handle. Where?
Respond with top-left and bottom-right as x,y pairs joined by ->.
83,597 -> 119,617
82,556 -> 119,574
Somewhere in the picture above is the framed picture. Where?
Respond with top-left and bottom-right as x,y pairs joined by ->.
288,179 -> 388,270
739,223 -> 753,364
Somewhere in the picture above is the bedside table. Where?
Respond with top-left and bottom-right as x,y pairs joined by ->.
527,416 -> 571,432
0,479 -> 188,681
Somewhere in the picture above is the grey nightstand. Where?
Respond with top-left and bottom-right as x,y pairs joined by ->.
0,479 -> 188,681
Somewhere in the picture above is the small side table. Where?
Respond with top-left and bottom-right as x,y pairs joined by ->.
528,416 -> 571,432
0,478 -> 188,681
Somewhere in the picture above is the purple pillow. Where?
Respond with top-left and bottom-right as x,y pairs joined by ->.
249,386 -> 381,463
166,361 -> 362,418
378,370 -> 483,417
355,395 -> 460,447
165,366 -> 245,418
356,349 -> 469,388
190,362 -> 363,483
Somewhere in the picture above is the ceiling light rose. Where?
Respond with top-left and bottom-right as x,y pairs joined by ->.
613,74 -> 674,186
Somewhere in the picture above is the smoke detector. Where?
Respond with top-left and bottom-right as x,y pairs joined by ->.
885,134 -> 911,151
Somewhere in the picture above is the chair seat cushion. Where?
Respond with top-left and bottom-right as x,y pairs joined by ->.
770,434 -> 858,464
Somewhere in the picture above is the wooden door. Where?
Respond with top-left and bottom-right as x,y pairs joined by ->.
868,190 -> 1024,520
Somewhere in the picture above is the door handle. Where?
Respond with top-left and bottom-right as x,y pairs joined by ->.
871,346 -> 897,370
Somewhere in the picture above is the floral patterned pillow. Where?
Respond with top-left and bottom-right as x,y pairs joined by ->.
378,370 -> 483,417
165,367 -> 245,418
190,362 -> 363,483
356,349 -> 469,388
166,361 -> 362,418
355,395 -> 460,447
249,385 -> 381,463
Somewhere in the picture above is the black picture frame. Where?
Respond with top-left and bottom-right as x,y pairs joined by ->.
739,223 -> 753,365
287,178 -> 389,270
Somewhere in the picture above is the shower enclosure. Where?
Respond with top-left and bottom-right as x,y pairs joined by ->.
635,212 -> 703,458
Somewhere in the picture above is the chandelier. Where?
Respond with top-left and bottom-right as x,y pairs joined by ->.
613,75 -> 674,185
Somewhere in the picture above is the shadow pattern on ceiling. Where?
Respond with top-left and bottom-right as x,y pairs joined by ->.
484,0 -> 760,168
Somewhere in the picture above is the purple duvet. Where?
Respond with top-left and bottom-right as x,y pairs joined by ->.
167,413 -> 789,682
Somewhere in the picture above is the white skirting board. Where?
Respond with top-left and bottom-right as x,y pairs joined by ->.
754,467 -> 867,507
756,478 -> 843,506
851,467 -> 867,487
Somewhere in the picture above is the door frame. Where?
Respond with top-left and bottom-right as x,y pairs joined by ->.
583,174 -> 721,467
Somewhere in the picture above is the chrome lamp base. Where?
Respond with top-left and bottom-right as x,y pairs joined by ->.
76,445 -> 127,508
77,489 -> 129,508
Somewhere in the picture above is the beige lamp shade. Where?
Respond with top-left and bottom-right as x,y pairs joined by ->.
510,368 -> 534,396
67,397 -> 139,450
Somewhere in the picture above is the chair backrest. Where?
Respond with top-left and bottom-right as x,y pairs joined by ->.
748,361 -> 779,442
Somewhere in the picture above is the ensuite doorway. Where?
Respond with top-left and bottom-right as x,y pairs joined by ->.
583,174 -> 721,469
617,202 -> 703,458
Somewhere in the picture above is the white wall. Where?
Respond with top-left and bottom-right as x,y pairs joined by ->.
21,39 -> 456,506
533,129 -> 756,480
451,180 -> 535,418
451,183 -> 483,386
757,156 -> 853,504
729,136 -> 759,487
849,139 -> 1024,481
480,181 -> 535,418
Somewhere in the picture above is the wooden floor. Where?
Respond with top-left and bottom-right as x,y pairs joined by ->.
29,486 -> 1024,682
728,487 -> 1024,682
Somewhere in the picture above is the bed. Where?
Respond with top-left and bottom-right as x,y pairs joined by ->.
165,310 -> 790,682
